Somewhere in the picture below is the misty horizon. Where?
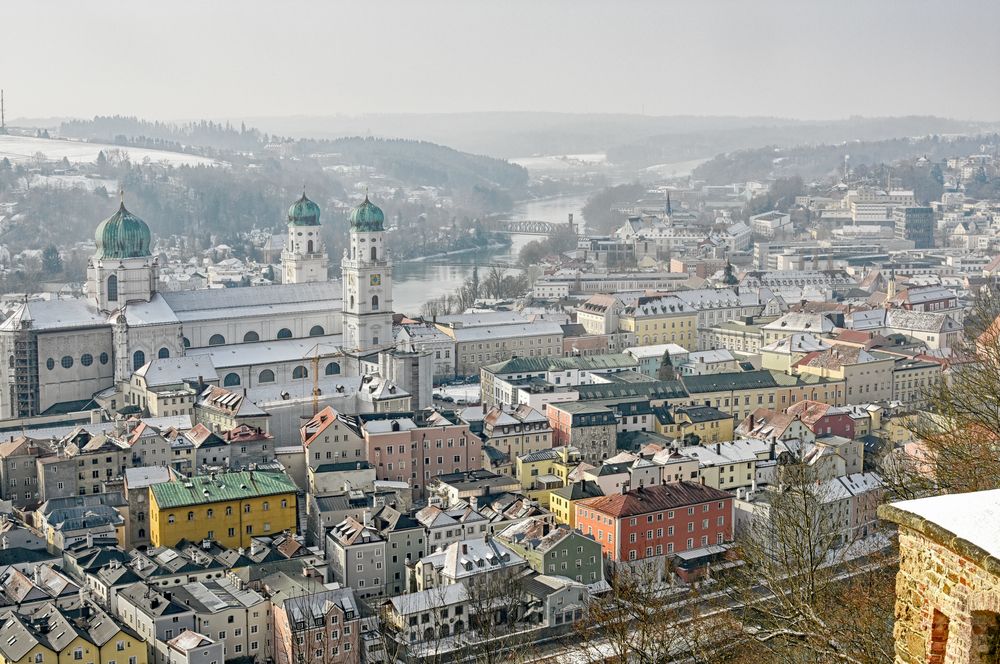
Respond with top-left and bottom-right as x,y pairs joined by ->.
5,0 -> 1000,124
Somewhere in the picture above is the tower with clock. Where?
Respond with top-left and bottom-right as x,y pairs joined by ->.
341,195 -> 393,352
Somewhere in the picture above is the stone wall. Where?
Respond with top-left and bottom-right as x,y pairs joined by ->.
891,525 -> 1000,663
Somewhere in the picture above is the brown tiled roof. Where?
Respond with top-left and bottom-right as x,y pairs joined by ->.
786,400 -> 832,427
576,481 -> 730,518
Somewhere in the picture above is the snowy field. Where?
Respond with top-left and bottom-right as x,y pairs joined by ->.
0,135 -> 221,167
28,173 -> 119,192
433,383 -> 481,404
509,152 -> 608,172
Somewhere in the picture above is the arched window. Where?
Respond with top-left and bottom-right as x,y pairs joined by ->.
7,356 -> 12,368
223,373 -> 241,387
81,353 -> 93,367
107,275 -> 118,302
325,362 -> 340,376
371,295 -> 379,310
371,246 -> 377,261
157,347 -> 170,359
243,331 -> 260,343
258,369 -> 275,383
292,365 -> 308,379
61,355 -> 74,369
208,334 -> 226,346
307,240 -> 314,254
309,325 -> 324,337
99,352 -> 109,365
182,337 -> 191,349
132,351 -> 145,371
276,328 -> 292,339
207,509 -> 214,518
349,295 -> 354,308
187,511 -> 194,521
138,528 -> 145,539
46,358 -> 54,371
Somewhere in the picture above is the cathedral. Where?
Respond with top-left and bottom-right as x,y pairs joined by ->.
0,192 -> 429,420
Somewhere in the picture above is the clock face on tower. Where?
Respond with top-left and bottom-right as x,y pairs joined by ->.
370,274 -> 381,286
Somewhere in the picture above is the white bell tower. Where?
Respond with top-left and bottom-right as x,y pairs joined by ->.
341,195 -> 393,352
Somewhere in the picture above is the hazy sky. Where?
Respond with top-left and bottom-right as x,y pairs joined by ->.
4,0 -> 999,122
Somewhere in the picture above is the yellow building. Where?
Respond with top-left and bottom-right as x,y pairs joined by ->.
514,446 -> 581,507
620,296 -> 698,347
149,470 -> 297,548
548,480 -> 604,528
0,602 -> 145,664
654,404 -> 734,444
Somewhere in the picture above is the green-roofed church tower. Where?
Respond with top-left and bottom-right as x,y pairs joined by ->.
341,194 -> 392,352
87,193 -> 158,313
282,192 -> 329,284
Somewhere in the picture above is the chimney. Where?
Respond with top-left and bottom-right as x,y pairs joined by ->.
461,543 -> 468,555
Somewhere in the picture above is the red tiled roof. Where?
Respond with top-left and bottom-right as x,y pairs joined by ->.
576,481 -> 730,518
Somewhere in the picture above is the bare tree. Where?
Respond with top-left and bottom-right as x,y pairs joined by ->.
715,464 -> 896,664
883,283 -> 1000,499
574,560 -> 722,663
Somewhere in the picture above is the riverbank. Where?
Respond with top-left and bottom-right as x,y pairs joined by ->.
404,240 -> 511,262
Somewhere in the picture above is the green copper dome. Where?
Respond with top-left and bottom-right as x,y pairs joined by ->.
288,193 -> 321,226
94,202 -> 152,259
349,195 -> 384,232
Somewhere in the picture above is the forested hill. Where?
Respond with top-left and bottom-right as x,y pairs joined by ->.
692,133 -> 1000,185
59,116 -> 528,195
607,116 -> 999,171
297,136 -> 529,192
60,116 -> 265,153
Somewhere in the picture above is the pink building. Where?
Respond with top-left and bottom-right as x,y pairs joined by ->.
362,410 -> 482,497
786,400 -> 856,439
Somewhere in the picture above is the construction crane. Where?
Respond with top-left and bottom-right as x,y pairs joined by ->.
304,342 -> 342,415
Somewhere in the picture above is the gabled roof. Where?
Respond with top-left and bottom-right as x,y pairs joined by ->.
578,482 -> 731,518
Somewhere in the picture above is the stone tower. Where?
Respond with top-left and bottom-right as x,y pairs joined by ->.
341,195 -> 392,352
282,193 -> 329,284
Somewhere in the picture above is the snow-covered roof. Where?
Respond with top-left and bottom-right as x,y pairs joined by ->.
121,293 -> 180,326
624,343 -> 689,360
186,334 -> 343,368
0,298 -> 106,332
446,321 -> 564,343
135,355 -> 219,387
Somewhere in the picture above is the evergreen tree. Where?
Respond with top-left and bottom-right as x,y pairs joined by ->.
723,259 -> 739,286
41,245 -> 63,275
657,349 -> 676,381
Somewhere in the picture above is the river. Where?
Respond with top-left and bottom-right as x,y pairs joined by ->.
391,193 -> 590,314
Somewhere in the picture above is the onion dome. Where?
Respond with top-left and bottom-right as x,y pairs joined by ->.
349,195 -> 385,232
94,201 -> 152,259
288,192 -> 321,226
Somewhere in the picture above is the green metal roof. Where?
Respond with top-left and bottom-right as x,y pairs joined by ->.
150,471 -> 297,509
94,202 -> 152,259
483,354 -> 637,376
349,195 -> 385,232
682,370 -> 778,394
288,193 -> 321,226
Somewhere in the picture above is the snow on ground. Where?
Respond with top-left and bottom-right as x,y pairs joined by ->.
509,152 -> 608,172
433,383 -> 482,404
28,174 -> 119,192
0,135 -> 222,167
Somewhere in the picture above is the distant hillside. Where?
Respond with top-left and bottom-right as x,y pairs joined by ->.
296,136 -> 528,193
692,133 -> 1000,186
608,116 -> 1000,170
243,113 -> 1000,162
58,116 -> 528,197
